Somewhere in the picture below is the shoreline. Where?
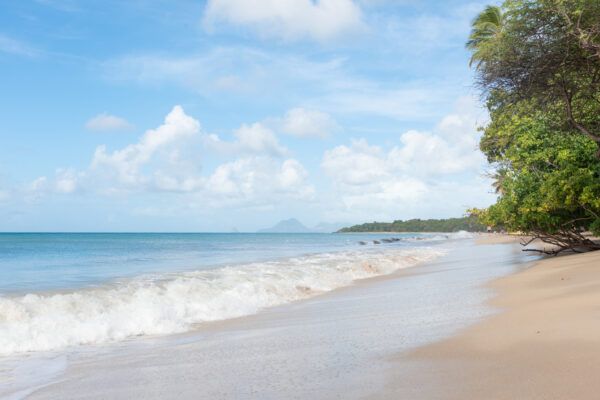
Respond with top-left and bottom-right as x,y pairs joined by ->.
337,231 -> 485,234
380,240 -> 600,399
20,238 -> 534,400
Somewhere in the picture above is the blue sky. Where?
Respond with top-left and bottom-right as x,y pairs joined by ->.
0,0 -> 497,232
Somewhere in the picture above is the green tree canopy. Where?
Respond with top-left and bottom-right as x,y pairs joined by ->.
337,217 -> 487,233
473,0 -> 600,157
481,101 -> 600,250
466,5 -> 505,68
468,1 -> 600,253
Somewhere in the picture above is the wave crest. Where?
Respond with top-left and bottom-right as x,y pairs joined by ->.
0,247 -> 445,356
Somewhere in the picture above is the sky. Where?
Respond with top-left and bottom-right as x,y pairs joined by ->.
0,0 -> 498,232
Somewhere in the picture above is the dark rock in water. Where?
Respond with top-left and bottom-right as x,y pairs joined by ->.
359,241 -> 368,245
373,240 -> 381,244
381,239 -> 393,243
391,238 -> 401,242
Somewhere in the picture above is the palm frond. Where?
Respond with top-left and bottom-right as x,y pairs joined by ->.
465,5 -> 504,69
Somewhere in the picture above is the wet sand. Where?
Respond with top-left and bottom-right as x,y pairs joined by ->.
381,246 -> 600,399
21,240 -> 535,400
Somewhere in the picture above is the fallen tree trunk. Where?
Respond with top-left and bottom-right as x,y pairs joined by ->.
520,228 -> 600,255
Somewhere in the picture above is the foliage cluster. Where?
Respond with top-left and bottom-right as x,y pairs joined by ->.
337,216 -> 487,233
468,0 -> 600,253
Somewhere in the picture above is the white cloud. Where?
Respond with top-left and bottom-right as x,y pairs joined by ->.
89,105 -> 202,192
85,113 -> 134,132
25,168 -> 83,200
321,138 -> 427,207
386,97 -> 485,178
14,97 -> 492,225
30,106 -> 314,209
388,116 -> 484,178
103,48 -> 345,96
203,0 -> 364,42
312,84 -> 457,120
206,156 -> 314,206
273,108 -> 340,139
54,168 -> 82,194
320,98 -> 491,218
23,176 -> 49,203
205,122 -> 289,157
26,177 -> 48,192
104,49 -> 459,121
361,2 -> 486,55
82,106 -> 313,203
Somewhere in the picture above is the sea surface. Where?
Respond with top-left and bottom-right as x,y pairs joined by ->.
0,232 -> 537,399
0,232 -> 450,356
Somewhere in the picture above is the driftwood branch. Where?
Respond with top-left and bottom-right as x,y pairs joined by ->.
520,227 -> 600,255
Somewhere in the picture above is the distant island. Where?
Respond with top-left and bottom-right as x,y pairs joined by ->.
337,216 -> 486,233
257,218 -> 346,233
257,218 -> 311,233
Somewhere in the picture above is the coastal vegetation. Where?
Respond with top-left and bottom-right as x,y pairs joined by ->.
337,216 -> 486,233
467,0 -> 600,253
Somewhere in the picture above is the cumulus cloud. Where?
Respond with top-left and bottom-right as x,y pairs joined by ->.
89,105 -> 202,191
203,0 -> 364,42
29,106 -> 314,209
272,108 -> 340,139
205,122 -> 289,156
321,139 -> 427,208
54,168 -> 77,193
320,98 -> 490,217
85,112 -> 135,132
388,112 -> 484,178
206,157 -> 314,206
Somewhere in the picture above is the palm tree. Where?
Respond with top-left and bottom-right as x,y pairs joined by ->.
489,168 -> 508,195
466,5 -> 504,69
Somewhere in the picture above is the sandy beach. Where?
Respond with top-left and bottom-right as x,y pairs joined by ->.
17,238 -> 533,400
382,238 -> 600,399
13,236 -> 600,399
5,0 -> 599,399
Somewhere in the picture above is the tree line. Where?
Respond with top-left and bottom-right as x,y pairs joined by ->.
467,0 -> 600,253
337,216 -> 487,233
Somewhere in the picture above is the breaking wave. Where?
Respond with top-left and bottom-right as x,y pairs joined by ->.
0,246 -> 445,356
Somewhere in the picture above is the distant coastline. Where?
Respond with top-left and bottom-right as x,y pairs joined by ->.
336,231 -> 461,234
337,216 -> 486,233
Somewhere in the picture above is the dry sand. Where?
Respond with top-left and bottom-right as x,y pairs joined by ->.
382,248 -> 600,399
476,233 -> 525,245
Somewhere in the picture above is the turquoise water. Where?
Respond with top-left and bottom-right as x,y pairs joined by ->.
0,232 -> 451,357
0,234 -> 533,400
0,232 -> 431,295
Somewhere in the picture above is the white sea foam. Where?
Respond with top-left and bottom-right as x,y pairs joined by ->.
0,247 -> 446,356
450,230 -> 475,239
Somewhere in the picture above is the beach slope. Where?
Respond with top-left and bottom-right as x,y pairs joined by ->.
386,249 -> 600,399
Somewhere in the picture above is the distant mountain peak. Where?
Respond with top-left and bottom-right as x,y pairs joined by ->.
257,218 -> 310,233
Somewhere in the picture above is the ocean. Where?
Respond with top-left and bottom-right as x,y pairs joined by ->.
0,232 -> 541,400
0,232 -> 450,356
